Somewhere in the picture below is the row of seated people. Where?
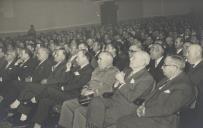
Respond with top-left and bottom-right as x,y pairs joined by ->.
0,40 -> 202,128
56,43 -> 203,128
0,14 -> 203,128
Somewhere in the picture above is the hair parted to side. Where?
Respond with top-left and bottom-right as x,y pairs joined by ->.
134,51 -> 150,66
99,51 -> 114,64
167,55 -> 185,70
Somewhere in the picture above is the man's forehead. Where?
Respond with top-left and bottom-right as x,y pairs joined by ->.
130,45 -> 138,50
131,53 -> 140,59
99,53 -> 104,58
77,51 -> 84,56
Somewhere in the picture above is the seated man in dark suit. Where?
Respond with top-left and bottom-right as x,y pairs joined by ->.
0,50 -> 19,116
90,41 -> 102,69
86,51 -> 155,128
175,37 -> 184,56
148,43 -> 165,83
9,47 -> 52,109
0,50 -> 18,97
9,48 -> 68,125
31,50 -> 94,128
58,52 -> 119,128
117,55 -> 196,128
14,48 -> 38,82
0,48 -> 38,113
0,46 -> 7,70
185,44 -> 203,128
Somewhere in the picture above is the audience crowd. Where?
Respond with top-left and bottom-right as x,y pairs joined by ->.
0,14 -> 203,128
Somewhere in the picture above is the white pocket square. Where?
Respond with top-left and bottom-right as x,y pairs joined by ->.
74,71 -> 80,76
130,79 -> 135,84
163,89 -> 171,94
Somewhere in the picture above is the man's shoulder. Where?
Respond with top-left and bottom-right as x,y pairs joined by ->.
133,69 -> 154,81
84,64 -> 94,71
94,66 -> 119,72
108,66 -> 119,72
170,73 -> 193,88
80,64 -> 94,74
103,66 -> 119,76
141,71 -> 154,85
195,61 -> 203,70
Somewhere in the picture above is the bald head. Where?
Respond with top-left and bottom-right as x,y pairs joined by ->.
150,43 -> 164,60
97,52 -> 113,69
186,44 -> 202,64
129,51 -> 150,70
36,47 -> 50,62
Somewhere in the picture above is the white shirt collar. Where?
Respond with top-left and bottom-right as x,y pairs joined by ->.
193,59 -> 203,68
155,56 -> 164,67
38,59 -> 47,66
80,63 -> 89,69
5,61 -> 12,69
95,51 -> 100,56
177,48 -> 183,54
130,67 -> 145,77
169,71 -> 182,80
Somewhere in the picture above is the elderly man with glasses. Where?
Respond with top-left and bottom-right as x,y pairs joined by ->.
117,55 -> 196,128
86,51 -> 155,128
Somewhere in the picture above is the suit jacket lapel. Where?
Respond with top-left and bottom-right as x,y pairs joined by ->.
126,68 -> 146,83
6,59 -> 16,69
52,60 -> 66,74
189,60 -> 203,73
159,72 -> 185,91
156,56 -> 165,69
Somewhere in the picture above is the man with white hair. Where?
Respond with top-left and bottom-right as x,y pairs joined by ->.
186,44 -> 203,128
117,55 -> 196,128
57,52 -> 119,128
86,51 -> 155,128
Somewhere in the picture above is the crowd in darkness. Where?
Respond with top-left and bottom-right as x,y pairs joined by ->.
0,14 -> 203,128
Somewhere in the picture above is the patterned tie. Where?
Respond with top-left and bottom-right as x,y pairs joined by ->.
158,79 -> 169,90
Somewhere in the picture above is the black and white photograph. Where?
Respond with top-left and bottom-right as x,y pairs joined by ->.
0,0 -> 203,128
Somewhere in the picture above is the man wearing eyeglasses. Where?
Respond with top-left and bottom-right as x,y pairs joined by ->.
86,51 -> 155,128
116,55 -> 196,128
128,44 -> 142,58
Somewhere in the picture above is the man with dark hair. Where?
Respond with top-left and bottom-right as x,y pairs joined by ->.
175,37 -> 184,56
148,43 -> 165,82
58,52 -> 119,128
9,48 -> 68,127
0,46 -> 7,70
90,41 -> 102,69
15,48 -> 38,82
0,50 -> 19,118
31,50 -> 94,128
0,50 -> 18,95
117,55 -> 196,128
0,48 -> 37,113
27,25 -> 36,40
